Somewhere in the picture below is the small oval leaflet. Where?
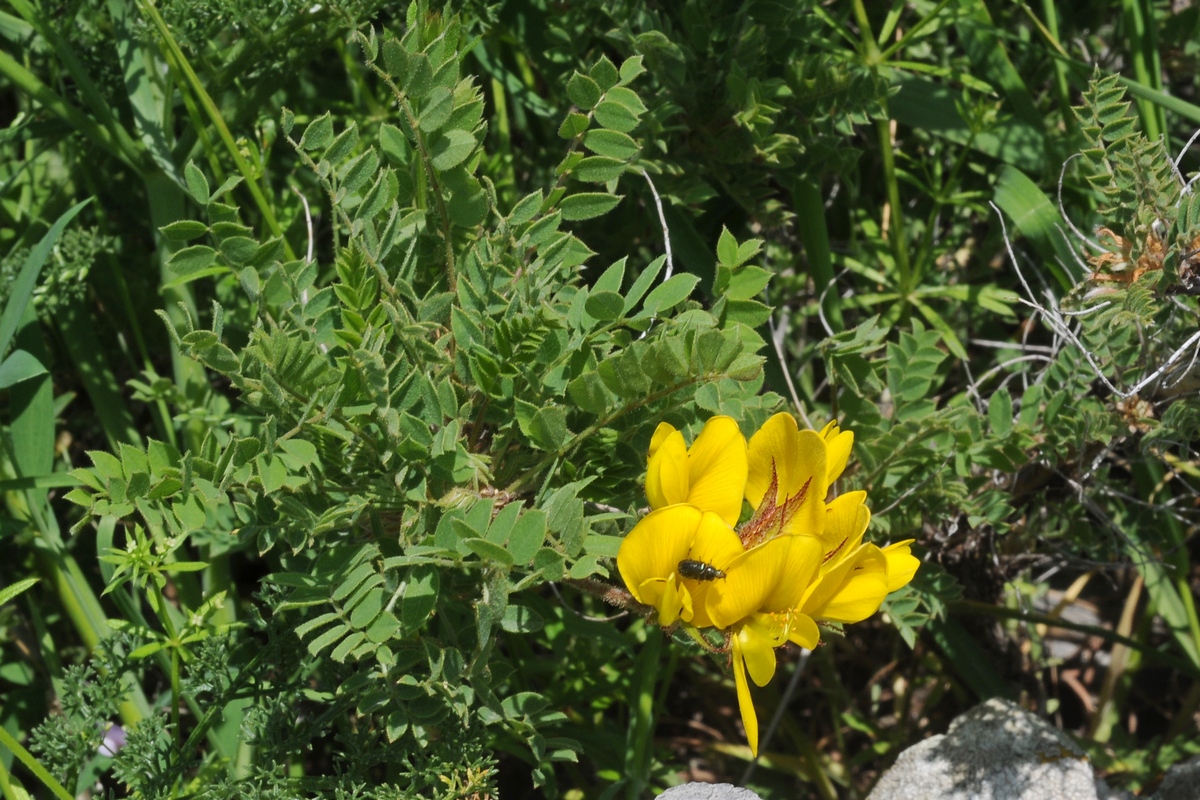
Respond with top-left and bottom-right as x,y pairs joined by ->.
677,559 -> 725,581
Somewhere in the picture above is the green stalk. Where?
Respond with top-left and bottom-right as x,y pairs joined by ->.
0,727 -> 72,800
851,0 -> 912,293
1039,1 -> 1075,138
1120,0 -> 1165,141
171,646 -> 182,748
1133,463 -> 1200,669
102,251 -> 178,448
135,0 -> 295,260
874,117 -> 912,291
878,0 -> 954,61
624,624 -> 661,800
0,755 -> 17,800
793,178 -> 842,331
0,51 -> 144,172
7,0 -> 143,157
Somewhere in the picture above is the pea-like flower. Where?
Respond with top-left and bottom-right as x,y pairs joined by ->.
616,504 -> 745,626
615,412 -> 918,757
645,416 -> 747,527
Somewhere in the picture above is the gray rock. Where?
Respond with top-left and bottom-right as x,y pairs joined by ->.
1149,754 -> 1200,800
658,783 -> 762,800
867,698 -> 1101,800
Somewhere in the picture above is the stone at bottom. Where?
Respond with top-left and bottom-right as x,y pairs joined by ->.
659,783 -> 762,800
867,697 -> 1127,800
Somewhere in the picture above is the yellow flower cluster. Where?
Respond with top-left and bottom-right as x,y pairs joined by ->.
616,413 -> 919,755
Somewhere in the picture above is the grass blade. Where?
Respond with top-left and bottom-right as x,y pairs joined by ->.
0,578 -> 39,608
0,51 -> 141,170
0,198 -> 91,359
992,165 -> 1078,292
623,624 -> 661,800
134,0 -> 296,259
927,616 -> 1012,700
0,726 -> 72,800
793,177 -> 842,331
56,300 -> 142,448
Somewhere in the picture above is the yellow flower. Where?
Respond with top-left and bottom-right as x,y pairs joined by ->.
617,412 -> 919,757
615,505 -> 745,626
798,491 -> 920,624
710,533 -> 823,755
729,606 -> 822,755
744,412 -> 828,539
881,540 -> 920,592
646,416 -> 748,526
820,420 -> 854,484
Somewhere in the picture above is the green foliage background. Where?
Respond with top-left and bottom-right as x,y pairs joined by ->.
5,0 -> 1200,797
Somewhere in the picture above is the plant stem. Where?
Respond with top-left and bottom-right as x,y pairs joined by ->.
0,727 -> 73,800
851,0 -> 912,293
0,51 -> 143,172
136,0 -> 296,260
171,646 -> 183,747
624,624 -> 661,800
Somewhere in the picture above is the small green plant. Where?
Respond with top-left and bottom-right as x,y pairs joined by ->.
52,9 -> 787,796
10,1 -> 1200,797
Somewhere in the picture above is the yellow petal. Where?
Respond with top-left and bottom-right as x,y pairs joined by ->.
737,618 -> 780,686
705,535 -> 795,629
731,637 -> 760,756
746,415 -> 828,536
821,421 -> 854,484
680,512 -> 746,628
807,545 -> 889,623
648,421 -> 679,459
786,612 -> 820,649
657,573 -> 693,625
779,469 -> 826,539
684,416 -> 748,526
617,505 -> 702,606
759,534 -> 824,612
645,429 -> 689,509
882,539 -> 920,592
819,491 -> 869,567
746,413 -> 797,508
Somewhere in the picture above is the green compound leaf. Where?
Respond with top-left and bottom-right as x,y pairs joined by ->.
589,57 -> 619,91
464,537 -> 515,567
567,371 -> 610,415
184,161 -> 210,204
529,405 -> 570,451
168,245 -> 220,277
583,128 -> 639,160
642,273 -> 699,316
988,387 -> 1013,438
574,156 -> 627,183
558,111 -> 590,140
584,290 -> 624,321
400,565 -> 439,631
431,128 -> 476,171
566,72 -> 602,110
443,167 -> 488,227
560,192 -> 622,221
593,98 -> 639,132
501,605 -> 545,633
299,112 -> 335,151
508,510 -> 547,565
419,86 -> 454,132
160,219 -> 209,242
619,55 -> 646,85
